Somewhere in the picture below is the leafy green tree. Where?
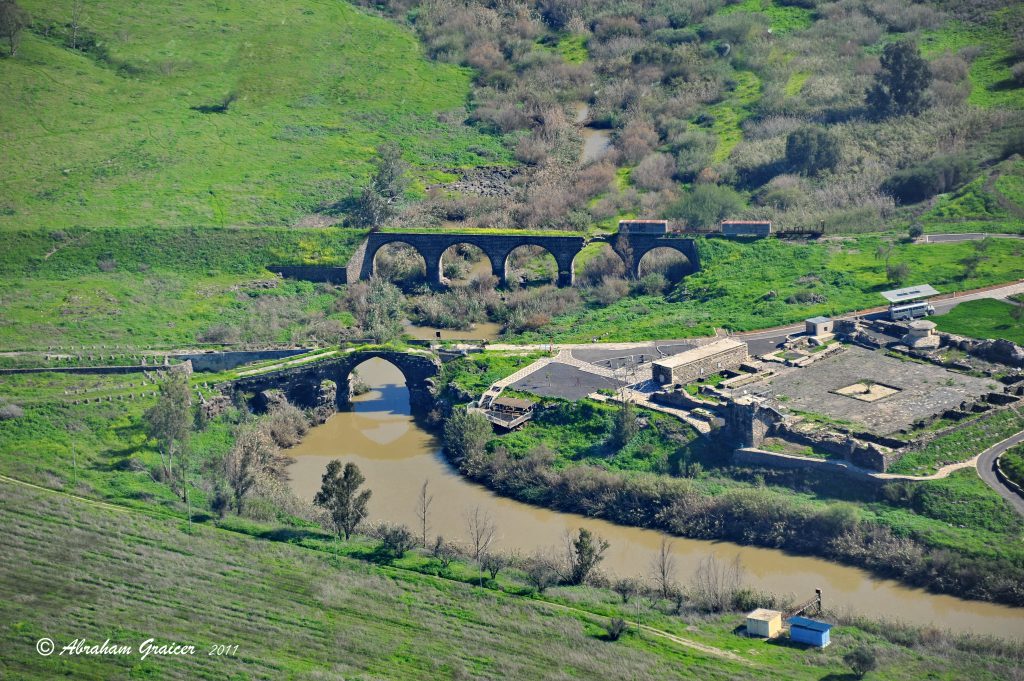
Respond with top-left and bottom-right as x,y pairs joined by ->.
566,528 -> 610,585
610,400 -> 639,449
0,0 -> 29,57
866,41 -> 932,118
144,370 -> 192,482
668,184 -> 745,230
785,127 -> 840,175
315,460 -> 372,540
443,408 -> 493,476
844,646 -> 878,678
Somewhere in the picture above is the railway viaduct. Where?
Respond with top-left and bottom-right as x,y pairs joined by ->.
344,231 -> 700,287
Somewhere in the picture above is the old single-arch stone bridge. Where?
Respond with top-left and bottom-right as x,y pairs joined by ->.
346,231 -> 700,287
228,349 -> 441,416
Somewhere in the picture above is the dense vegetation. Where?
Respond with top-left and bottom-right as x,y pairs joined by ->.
442,406 -> 1024,606
358,0 -> 1024,234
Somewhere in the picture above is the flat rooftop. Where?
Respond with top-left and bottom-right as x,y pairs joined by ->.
747,608 -> 782,621
880,284 -> 939,303
653,338 -> 747,369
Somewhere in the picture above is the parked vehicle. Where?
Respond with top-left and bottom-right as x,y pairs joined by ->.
888,301 -> 935,321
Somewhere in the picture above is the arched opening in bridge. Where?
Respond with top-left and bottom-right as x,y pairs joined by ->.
372,242 -> 427,289
573,243 -> 626,287
346,357 -> 415,420
504,244 -> 558,288
439,243 -> 493,286
636,247 -> 693,286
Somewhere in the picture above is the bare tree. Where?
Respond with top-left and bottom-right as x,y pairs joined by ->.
224,425 -> 286,515
523,550 -> 561,594
465,505 -> 497,563
415,479 -> 433,547
650,537 -> 677,601
692,555 -> 744,612
432,535 -> 459,569
481,552 -> 510,580
612,576 -> 641,604
0,0 -> 29,57
70,0 -> 83,51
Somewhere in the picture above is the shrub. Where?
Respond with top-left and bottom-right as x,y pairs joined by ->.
374,523 -> 417,561
593,276 -> 629,305
632,153 -> 677,191
881,155 -> 973,205
0,403 -> 24,420
785,127 -> 840,176
667,184 -> 745,229
844,646 -> 878,678
604,618 -> 628,641
635,272 -> 668,296
580,249 -> 626,286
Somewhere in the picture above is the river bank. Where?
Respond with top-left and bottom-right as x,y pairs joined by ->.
286,358 -> 1024,639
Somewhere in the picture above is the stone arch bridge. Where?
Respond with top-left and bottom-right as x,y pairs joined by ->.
347,231 -> 700,287
228,349 -> 441,416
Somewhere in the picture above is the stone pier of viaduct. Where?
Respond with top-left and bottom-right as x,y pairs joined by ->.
343,231 -> 700,287
228,349 -> 441,416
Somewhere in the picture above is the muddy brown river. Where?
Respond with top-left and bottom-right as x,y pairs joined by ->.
287,359 -> 1024,639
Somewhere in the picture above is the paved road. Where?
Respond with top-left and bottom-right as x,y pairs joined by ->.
922,233 -> 1024,243
976,430 -> 1024,516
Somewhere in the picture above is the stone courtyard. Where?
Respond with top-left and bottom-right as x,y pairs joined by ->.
760,345 -> 996,435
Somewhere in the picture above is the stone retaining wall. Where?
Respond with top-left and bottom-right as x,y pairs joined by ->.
733,447 -> 884,487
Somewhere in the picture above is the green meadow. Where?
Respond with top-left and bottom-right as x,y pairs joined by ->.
0,0 -> 507,230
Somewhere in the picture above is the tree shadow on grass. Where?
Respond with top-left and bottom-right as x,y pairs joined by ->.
820,674 -> 859,681
256,527 -> 327,543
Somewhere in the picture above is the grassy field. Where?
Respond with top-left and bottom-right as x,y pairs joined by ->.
0,0 -> 507,230
0,481 -> 704,680
520,235 -> 1024,342
491,398 -> 692,474
0,226 -> 364,349
6,477 -> 1024,679
920,21 -> 1024,109
932,298 -> 1024,344
888,408 -> 1024,476
921,159 -> 1024,234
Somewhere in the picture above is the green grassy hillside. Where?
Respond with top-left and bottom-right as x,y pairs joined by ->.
4,470 -> 1023,679
0,227 -> 365,349
0,0 -> 506,230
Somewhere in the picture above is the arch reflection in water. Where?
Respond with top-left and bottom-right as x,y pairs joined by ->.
286,358 -> 1024,639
